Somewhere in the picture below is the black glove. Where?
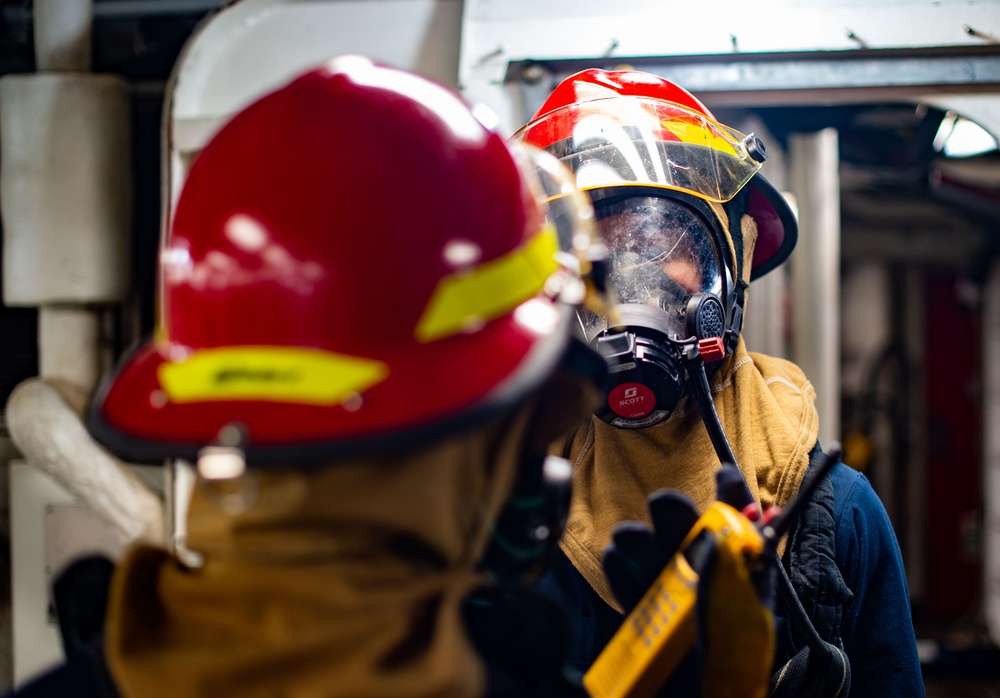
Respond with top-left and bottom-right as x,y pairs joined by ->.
598,464 -> 759,697
601,463 -> 752,613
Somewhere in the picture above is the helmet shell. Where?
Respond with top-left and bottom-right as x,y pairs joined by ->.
517,68 -> 797,280
89,56 -> 573,464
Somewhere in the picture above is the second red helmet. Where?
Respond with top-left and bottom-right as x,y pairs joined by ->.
515,68 -> 797,280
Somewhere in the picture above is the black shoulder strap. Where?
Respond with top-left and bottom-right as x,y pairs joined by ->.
769,445 -> 854,698
786,445 -> 854,648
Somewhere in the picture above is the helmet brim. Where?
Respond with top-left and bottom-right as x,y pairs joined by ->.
86,304 -> 575,467
746,174 -> 798,280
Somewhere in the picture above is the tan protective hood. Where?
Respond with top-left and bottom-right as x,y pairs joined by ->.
559,338 -> 820,611
104,368 -> 601,698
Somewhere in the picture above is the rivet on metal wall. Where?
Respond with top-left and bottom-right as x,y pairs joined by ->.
964,25 -> 999,44
846,29 -> 869,48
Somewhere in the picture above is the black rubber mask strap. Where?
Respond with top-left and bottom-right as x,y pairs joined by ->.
725,189 -> 750,311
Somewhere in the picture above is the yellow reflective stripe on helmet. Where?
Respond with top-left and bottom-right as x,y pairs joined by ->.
158,347 -> 388,405
416,226 -> 559,343
660,118 -> 739,156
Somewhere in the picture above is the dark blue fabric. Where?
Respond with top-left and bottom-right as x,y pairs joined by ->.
828,464 -> 924,697
532,462 -> 925,697
5,655 -> 117,698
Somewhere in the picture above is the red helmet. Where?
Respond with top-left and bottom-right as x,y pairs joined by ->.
514,68 -> 797,280
87,55 -> 598,465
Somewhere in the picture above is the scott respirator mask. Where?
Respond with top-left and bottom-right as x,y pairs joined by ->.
514,68 -> 798,432
584,190 -> 743,428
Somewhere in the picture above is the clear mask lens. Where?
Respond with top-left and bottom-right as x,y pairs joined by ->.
583,196 -> 723,339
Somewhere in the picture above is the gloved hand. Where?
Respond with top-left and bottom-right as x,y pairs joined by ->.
601,463 -> 753,613
597,463 -> 773,698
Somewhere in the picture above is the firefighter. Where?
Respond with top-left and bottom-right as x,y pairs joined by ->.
16,55 -> 613,697
514,68 -> 925,697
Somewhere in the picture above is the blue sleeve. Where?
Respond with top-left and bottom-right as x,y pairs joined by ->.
830,464 -> 925,697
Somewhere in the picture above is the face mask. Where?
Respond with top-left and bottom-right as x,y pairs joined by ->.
584,192 -> 743,428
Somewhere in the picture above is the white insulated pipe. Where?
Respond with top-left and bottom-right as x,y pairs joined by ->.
6,379 -> 164,548
789,129 -> 842,447
0,72 -> 132,310
39,306 -> 102,393
33,0 -> 93,72
0,0 -> 164,552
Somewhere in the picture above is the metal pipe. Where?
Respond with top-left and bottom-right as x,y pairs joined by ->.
32,0 -> 93,71
1,0 -> 161,552
6,379 -> 165,547
789,129 -> 842,446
